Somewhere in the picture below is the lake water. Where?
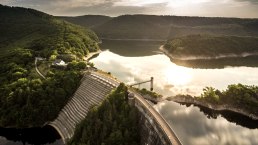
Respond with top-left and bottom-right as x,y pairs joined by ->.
0,126 -> 63,145
91,40 -> 258,145
1,40 -> 258,145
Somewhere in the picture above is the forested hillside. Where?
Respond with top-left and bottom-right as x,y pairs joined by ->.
58,15 -> 112,28
61,15 -> 258,39
69,83 -> 140,145
0,4 -> 99,128
164,35 -> 258,58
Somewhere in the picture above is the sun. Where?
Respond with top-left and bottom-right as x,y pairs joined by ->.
164,66 -> 192,86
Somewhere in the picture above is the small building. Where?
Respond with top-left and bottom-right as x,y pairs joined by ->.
52,59 -> 67,68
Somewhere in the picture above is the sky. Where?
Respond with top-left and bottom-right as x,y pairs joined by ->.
1,0 -> 258,18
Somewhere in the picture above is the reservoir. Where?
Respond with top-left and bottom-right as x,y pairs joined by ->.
91,40 -> 258,145
0,126 -> 63,145
1,40 -> 257,145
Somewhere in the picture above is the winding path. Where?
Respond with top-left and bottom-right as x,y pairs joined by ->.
34,57 -> 46,79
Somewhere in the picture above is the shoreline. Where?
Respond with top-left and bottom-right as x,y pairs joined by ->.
83,49 -> 102,61
170,96 -> 258,120
100,37 -> 166,42
159,45 -> 258,61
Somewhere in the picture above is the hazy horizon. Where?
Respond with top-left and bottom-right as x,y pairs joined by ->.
1,0 -> 258,18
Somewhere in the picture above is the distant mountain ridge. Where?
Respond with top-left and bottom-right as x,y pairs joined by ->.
60,14 -> 258,40
58,15 -> 112,28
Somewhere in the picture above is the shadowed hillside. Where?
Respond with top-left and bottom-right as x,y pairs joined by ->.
0,4 -> 99,128
0,5 -> 99,58
58,15 -> 112,28
163,35 -> 258,68
164,35 -> 258,58
60,15 -> 258,39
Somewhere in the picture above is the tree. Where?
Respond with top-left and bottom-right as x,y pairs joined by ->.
68,84 -> 140,145
77,61 -> 86,69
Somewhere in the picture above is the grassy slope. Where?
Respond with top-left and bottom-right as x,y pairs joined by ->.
0,5 -> 99,128
164,35 -> 258,58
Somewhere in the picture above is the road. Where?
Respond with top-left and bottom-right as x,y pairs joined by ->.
130,89 -> 182,145
35,57 -> 46,79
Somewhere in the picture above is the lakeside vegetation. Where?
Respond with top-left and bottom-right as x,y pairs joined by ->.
137,88 -> 162,99
0,5 -> 99,127
170,55 -> 258,69
172,84 -> 258,120
69,83 -> 140,145
164,35 -> 258,59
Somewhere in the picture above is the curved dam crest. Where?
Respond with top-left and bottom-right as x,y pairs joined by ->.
49,71 -> 181,145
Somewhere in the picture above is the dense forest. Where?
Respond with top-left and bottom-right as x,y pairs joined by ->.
0,5 -> 99,127
200,84 -> 258,114
60,15 -> 258,39
164,35 -> 258,59
69,83 -> 140,145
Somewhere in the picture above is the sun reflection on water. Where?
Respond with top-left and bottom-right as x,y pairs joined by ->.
91,44 -> 258,145
164,66 -> 192,86
91,50 -> 258,96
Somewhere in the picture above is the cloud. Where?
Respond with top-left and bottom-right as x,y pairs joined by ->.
56,2 -> 146,16
0,0 -> 169,16
113,0 -> 168,7
234,0 -> 258,4
0,0 -> 258,17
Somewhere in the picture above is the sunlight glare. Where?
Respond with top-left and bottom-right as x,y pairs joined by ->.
164,66 -> 192,86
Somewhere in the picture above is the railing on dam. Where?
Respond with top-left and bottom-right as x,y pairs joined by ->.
130,90 -> 182,145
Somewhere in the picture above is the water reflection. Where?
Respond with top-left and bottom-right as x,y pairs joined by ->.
90,40 -> 258,145
164,67 -> 192,86
177,102 -> 258,129
100,40 -> 163,57
91,50 -> 258,96
0,126 -> 63,145
155,101 -> 258,145
171,55 -> 258,69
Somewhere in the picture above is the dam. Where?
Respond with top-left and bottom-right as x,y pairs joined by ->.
49,71 -> 181,145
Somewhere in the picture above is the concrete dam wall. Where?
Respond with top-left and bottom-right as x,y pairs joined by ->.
49,71 -> 181,145
49,71 -> 119,143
